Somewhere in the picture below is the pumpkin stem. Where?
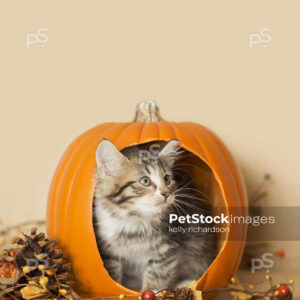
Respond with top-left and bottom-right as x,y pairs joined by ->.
133,101 -> 164,123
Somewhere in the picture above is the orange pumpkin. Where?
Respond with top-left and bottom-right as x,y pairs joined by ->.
47,101 -> 247,299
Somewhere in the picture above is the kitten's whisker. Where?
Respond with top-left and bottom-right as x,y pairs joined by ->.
175,200 -> 210,214
172,202 -> 185,216
175,194 -> 210,206
177,198 -> 205,204
172,171 -> 186,181
173,163 -> 208,174
176,178 -> 196,189
172,168 -> 198,184
175,199 -> 210,215
172,168 -> 195,177
172,167 -> 193,174
172,168 -> 189,173
174,179 -> 196,194
173,202 -> 188,215
175,179 -> 195,188
175,153 -> 195,160
175,199 -> 201,211
175,193 -> 208,203
176,187 -> 209,199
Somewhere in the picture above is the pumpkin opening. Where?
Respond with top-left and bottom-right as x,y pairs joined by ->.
92,140 -> 228,291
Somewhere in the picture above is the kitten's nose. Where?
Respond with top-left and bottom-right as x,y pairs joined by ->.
161,191 -> 170,200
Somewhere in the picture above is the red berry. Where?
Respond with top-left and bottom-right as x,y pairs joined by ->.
0,262 -> 17,279
278,285 -> 290,297
142,290 -> 155,300
277,250 -> 285,257
245,256 -> 253,267
9,250 -> 16,257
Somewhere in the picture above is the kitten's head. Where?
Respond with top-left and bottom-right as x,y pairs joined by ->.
94,139 -> 181,218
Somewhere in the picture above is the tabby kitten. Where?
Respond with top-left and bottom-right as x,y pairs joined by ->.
93,139 -> 216,291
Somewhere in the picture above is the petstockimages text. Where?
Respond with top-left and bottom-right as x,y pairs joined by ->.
169,213 -> 275,227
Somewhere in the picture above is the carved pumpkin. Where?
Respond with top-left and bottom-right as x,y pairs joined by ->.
47,101 -> 247,299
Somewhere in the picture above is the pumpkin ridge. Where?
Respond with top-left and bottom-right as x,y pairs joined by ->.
114,122 -> 144,149
103,123 -> 132,144
47,125 -> 103,238
136,122 -> 145,144
203,128 -> 248,214
177,123 -> 207,160
138,122 -> 159,144
156,121 -> 160,140
200,129 -> 248,275
156,121 -> 177,141
151,121 -> 160,143
164,121 -> 177,140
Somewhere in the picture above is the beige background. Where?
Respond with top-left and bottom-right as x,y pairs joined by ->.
0,0 -> 299,298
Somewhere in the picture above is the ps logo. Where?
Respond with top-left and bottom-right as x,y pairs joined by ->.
251,252 -> 274,273
139,144 -> 160,163
26,28 -> 49,49
249,27 -> 272,48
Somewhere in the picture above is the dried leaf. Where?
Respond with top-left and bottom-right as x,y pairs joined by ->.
20,285 -> 45,299
188,280 -> 202,300
193,290 -> 202,300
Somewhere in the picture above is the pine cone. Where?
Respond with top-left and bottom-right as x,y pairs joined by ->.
0,227 -> 74,299
174,287 -> 195,300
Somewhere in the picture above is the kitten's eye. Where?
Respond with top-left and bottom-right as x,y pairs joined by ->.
139,176 -> 151,187
164,175 -> 171,185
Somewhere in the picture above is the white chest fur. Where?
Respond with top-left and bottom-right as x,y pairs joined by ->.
95,201 -> 161,265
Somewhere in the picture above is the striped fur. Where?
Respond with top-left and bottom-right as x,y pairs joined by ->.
93,140 -> 216,291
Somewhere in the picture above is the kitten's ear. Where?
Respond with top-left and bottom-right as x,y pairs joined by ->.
159,140 -> 181,165
96,140 -> 128,176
